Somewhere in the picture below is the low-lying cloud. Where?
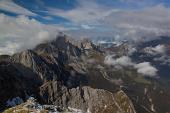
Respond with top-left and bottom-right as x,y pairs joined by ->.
154,55 -> 170,66
144,44 -> 166,55
104,55 -> 134,67
104,55 -> 158,77
134,62 -> 158,77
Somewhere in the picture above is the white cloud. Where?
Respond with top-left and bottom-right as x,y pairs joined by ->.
60,3 -> 170,41
47,0 -> 120,24
104,55 -> 158,77
0,13 -> 61,55
103,4 -> 170,41
144,44 -> 166,55
152,45 -> 166,53
134,62 -> 158,77
128,47 -> 137,55
104,55 -> 134,67
0,0 -> 36,16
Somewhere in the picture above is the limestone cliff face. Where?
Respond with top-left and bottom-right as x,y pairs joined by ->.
11,50 -> 60,81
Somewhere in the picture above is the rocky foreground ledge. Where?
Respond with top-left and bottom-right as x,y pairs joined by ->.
3,86 -> 136,113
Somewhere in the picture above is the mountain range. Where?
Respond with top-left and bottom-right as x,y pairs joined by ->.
0,34 -> 170,113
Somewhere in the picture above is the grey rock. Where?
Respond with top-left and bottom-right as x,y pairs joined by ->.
40,81 -> 136,113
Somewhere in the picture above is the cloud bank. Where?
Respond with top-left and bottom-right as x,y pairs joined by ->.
47,0 -> 118,24
0,14 -> 60,55
103,4 -> 170,41
0,0 -> 170,55
104,55 -> 158,77
48,1 -> 170,41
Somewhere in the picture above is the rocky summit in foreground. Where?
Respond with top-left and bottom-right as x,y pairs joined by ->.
1,34 -> 170,113
3,88 -> 136,113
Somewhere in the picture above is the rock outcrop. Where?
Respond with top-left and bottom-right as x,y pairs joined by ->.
40,81 -> 136,113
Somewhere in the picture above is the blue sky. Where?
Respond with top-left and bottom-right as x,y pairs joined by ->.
0,0 -> 170,54
1,0 -> 170,25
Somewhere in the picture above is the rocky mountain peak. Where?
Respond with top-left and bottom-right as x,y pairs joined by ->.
11,50 -> 39,68
0,34 -> 138,113
80,38 -> 94,50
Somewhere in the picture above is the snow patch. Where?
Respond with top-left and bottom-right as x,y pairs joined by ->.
6,97 -> 23,107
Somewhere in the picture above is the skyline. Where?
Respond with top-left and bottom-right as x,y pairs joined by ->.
0,0 -> 170,54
